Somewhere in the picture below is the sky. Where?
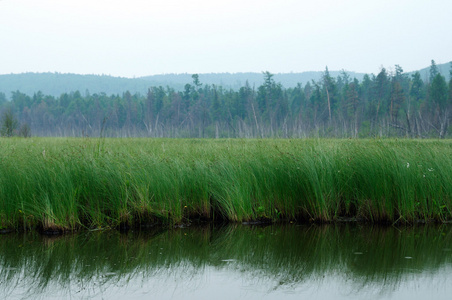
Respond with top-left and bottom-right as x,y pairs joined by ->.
0,0 -> 451,78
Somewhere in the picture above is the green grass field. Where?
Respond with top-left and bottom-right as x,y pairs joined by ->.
0,138 -> 451,231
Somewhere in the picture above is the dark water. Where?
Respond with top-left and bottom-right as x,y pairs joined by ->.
1,224 -> 452,300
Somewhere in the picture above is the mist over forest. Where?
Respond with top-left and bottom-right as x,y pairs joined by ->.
0,60 -> 451,138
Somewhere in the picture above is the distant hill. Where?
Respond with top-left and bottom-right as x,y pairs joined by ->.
0,71 -> 365,99
0,71 -> 364,99
408,61 -> 452,81
0,62 -> 450,99
139,71 -> 366,90
0,73 -> 160,99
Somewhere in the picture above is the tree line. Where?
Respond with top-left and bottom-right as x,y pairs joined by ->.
1,60 -> 451,138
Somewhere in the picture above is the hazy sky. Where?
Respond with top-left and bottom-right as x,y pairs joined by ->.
1,0 -> 451,77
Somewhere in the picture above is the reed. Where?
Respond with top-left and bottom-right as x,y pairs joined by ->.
0,138 -> 451,231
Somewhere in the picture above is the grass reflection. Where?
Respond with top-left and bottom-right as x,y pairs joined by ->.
1,224 -> 451,298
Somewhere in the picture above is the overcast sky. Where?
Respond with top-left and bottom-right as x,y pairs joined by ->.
0,0 -> 451,78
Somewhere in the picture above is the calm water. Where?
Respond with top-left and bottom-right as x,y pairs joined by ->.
1,224 -> 452,300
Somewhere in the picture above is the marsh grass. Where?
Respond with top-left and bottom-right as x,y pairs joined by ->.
0,138 -> 451,231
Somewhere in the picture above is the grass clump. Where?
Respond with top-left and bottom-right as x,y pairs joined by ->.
0,137 -> 451,231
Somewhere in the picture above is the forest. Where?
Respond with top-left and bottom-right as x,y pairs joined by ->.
1,60 -> 451,138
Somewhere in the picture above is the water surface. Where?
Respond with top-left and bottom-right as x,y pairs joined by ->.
1,224 -> 451,299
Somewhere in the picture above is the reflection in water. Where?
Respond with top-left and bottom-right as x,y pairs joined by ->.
1,224 -> 452,299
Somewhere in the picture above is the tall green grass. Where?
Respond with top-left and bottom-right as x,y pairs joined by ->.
0,138 -> 451,231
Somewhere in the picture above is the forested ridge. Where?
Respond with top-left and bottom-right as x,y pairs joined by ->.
0,70 -> 367,97
1,60 -> 451,138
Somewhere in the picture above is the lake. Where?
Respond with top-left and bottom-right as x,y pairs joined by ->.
1,224 -> 451,299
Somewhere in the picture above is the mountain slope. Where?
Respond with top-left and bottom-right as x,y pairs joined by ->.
0,62 -> 450,99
